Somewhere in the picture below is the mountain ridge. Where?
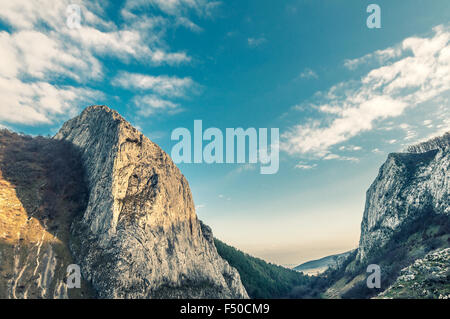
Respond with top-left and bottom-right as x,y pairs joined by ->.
1,105 -> 448,299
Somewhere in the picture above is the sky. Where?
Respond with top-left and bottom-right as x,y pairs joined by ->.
0,0 -> 449,266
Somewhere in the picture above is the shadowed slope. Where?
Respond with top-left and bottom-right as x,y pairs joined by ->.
0,129 -> 92,298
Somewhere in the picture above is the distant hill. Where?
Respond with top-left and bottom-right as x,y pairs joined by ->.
214,239 -> 312,298
294,251 -> 353,275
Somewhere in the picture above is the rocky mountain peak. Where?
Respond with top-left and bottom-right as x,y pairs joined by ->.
54,105 -> 248,298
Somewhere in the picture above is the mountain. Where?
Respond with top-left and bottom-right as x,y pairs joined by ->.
0,105 -> 248,299
322,132 -> 450,298
357,132 -> 449,262
293,251 -> 353,275
214,239 -> 311,298
1,105 -> 448,299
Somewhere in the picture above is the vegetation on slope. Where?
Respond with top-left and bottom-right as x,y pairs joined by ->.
377,248 -> 449,299
214,239 -> 316,298
322,208 -> 450,299
0,130 -> 93,298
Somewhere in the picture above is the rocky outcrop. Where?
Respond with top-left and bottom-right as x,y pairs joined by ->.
357,133 -> 449,261
54,105 -> 248,299
378,248 -> 450,299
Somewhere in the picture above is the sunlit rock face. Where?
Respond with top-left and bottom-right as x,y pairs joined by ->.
0,130 -> 91,299
357,133 -> 449,261
54,105 -> 248,299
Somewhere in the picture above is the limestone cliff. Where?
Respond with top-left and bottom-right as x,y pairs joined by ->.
357,132 -> 449,261
54,105 -> 248,299
324,132 -> 449,298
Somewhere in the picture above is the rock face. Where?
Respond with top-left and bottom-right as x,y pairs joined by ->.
357,132 -> 449,261
54,105 -> 248,298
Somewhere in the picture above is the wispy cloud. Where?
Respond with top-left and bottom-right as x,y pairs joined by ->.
112,71 -> 197,117
112,71 -> 195,97
323,154 -> 359,162
338,145 -> 362,151
344,47 -> 402,70
282,25 -> 450,159
125,0 -> 221,17
298,68 -> 318,80
295,162 -> 317,170
176,17 -> 203,32
248,36 -> 266,48
132,95 -> 180,117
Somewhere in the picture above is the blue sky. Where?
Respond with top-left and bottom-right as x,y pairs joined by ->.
0,0 -> 449,265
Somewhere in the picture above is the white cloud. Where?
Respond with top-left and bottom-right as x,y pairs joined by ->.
415,116 -> 450,143
133,95 -> 180,117
338,145 -> 362,151
0,30 -> 102,82
323,154 -> 339,160
298,68 -> 318,79
283,96 -> 408,156
113,72 -> 198,117
0,77 -> 102,125
0,1 -> 171,65
125,0 -> 221,17
295,162 -> 317,170
283,25 -> 450,159
248,37 -> 266,48
323,153 -> 359,162
176,17 -> 203,32
112,71 -> 195,97
344,47 -> 402,70
404,130 -> 417,140
0,0 -> 200,126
